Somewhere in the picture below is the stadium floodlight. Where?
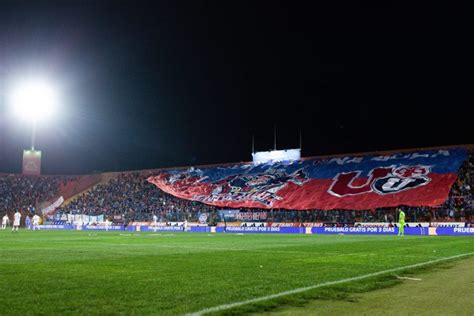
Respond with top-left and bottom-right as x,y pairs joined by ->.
9,79 -> 58,122
8,78 -> 59,150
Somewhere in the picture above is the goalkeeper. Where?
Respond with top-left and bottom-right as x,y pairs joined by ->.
398,208 -> 406,236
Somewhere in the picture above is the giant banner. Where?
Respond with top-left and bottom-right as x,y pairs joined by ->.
41,196 -> 64,215
147,149 -> 467,210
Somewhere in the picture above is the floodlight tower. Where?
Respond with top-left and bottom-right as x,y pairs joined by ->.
8,79 -> 59,175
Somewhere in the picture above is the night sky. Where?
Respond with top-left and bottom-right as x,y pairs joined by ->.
0,1 -> 472,175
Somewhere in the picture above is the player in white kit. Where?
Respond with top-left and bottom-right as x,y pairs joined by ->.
2,214 -> 9,229
152,214 -> 158,226
105,218 -> 110,231
12,211 -> 21,232
32,214 -> 41,230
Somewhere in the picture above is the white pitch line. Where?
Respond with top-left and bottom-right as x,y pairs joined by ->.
185,252 -> 474,316
395,275 -> 422,281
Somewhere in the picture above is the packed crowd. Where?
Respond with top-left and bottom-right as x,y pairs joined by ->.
0,175 -> 68,216
55,173 -> 217,223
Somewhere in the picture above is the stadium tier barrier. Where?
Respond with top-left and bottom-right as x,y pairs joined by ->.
36,224 -> 474,236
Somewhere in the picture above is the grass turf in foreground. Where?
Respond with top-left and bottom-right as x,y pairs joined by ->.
0,230 -> 472,315
257,257 -> 474,316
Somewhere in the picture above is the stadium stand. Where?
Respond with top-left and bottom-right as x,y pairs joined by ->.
55,172 -> 217,223
0,175 -> 72,215
2,146 -> 472,227
53,147 -> 472,226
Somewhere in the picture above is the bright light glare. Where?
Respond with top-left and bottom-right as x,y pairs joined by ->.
9,79 -> 59,122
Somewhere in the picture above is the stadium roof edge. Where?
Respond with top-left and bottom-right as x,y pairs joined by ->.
301,143 -> 474,161
1,144 -> 472,176
104,143 -> 474,175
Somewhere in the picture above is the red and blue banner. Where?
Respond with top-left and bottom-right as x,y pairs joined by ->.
147,149 -> 467,210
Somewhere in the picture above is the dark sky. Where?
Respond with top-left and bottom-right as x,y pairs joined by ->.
0,1 -> 472,175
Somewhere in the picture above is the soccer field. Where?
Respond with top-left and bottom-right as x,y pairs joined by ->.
0,230 -> 473,315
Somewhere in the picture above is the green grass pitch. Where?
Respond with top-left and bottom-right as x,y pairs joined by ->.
0,230 -> 473,315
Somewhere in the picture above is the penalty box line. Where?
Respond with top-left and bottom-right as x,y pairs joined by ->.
186,252 -> 474,316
